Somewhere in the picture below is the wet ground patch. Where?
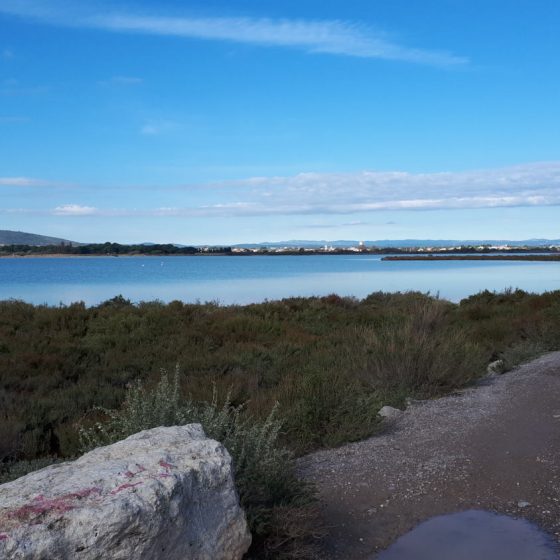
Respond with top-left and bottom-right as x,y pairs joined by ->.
376,510 -> 559,560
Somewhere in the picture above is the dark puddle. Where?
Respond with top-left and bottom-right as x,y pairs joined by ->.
376,510 -> 559,560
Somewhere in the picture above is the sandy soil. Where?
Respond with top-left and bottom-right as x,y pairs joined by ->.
298,352 -> 560,559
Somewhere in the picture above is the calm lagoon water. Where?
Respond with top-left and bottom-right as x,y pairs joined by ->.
376,510 -> 559,560
1,255 -> 560,306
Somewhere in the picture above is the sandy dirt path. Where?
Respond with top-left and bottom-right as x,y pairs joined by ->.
298,352 -> 560,559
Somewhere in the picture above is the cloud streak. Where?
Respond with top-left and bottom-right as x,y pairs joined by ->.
207,162 -> 560,215
0,177 -> 48,187
3,162 -> 559,219
0,1 -> 466,66
53,204 -> 98,216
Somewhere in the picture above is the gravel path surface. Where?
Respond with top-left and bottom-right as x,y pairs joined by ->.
298,352 -> 560,559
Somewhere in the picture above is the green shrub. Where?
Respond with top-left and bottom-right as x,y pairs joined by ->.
79,367 -> 321,559
359,298 -> 486,397
500,340 -> 547,372
278,368 -> 381,454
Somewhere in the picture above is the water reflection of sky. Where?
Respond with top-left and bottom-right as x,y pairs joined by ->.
0,255 -> 559,306
376,510 -> 559,560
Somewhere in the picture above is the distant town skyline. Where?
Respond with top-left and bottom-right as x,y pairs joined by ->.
1,1 -> 559,243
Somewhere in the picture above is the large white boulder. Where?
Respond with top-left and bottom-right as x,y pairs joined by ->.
0,424 -> 251,560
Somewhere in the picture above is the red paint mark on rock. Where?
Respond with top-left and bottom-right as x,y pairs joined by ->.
158,460 -> 175,470
9,495 -> 74,523
5,487 -> 103,525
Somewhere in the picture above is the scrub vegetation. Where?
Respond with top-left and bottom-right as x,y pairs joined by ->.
1,289 -> 560,557
2,288 -> 560,462
78,368 -> 320,559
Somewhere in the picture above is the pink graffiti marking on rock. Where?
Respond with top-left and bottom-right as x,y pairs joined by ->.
6,487 -> 101,525
9,496 -> 73,522
158,459 -> 175,470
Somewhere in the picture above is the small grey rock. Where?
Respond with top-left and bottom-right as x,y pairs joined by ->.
487,359 -> 505,375
518,500 -> 531,508
379,406 -> 403,420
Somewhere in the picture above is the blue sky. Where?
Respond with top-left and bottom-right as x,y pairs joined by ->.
1,0 -> 559,244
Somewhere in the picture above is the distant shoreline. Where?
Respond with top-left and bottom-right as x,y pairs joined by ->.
0,253 -> 233,258
0,254 -> 158,258
2,251 -> 560,259
382,255 -> 560,261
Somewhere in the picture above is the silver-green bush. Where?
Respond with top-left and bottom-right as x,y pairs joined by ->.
79,367 -> 320,559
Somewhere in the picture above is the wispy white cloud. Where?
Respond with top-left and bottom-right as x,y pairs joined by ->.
0,2 -> 467,66
5,162 -> 559,219
1,48 -> 14,60
305,220 -> 371,229
0,176 -> 48,186
202,162 -> 560,216
53,204 -> 98,216
100,15 -> 466,66
139,161 -> 560,217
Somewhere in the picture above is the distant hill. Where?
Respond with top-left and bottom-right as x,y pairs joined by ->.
2,230 -> 559,249
235,239 -> 560,249
0,230 -> 78,246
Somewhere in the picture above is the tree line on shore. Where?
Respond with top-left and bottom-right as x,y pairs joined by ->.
0,242 -> 230,255
1,242 -> 559,256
